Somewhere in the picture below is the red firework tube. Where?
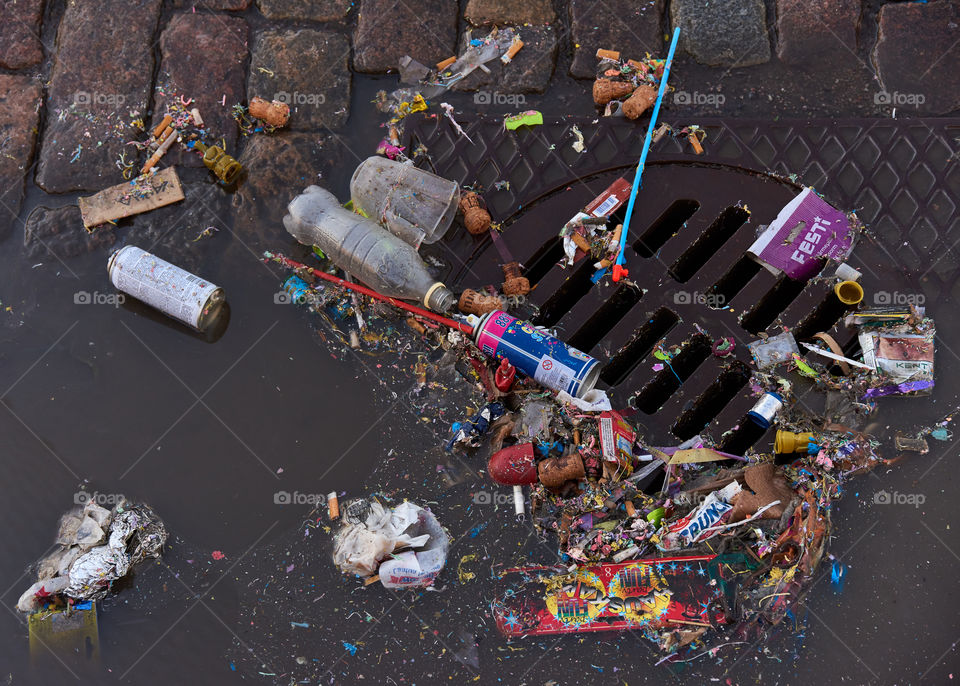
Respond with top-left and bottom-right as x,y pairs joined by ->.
265,252 -> 474,335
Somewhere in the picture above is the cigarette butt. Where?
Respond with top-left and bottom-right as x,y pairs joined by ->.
406,316 -> 426,334
190,108 -> 203,127
327,491 -> 340,519
596,48 -> 620,61
597,258 -> 613,269
152,115 -> 173,139
140,129 -> 179,173
653,123 -> 671,143
436,56 -> 456,71
513,485 -> 525,518
573,429 -> 581,445
571,232 -> 592,252
625,501 -> 636,517
388,124 -> 400,146
609,225 -> 622,246
158,126 -> 174,143
363,574 -> 380,587
626,59 -> 647,72
688,134 -> 704,155
501,39 -> 524,64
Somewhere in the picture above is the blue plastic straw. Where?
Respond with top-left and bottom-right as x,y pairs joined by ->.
612,27 -> 681,280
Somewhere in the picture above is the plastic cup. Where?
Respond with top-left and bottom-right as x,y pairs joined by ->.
350,157 -> 460,248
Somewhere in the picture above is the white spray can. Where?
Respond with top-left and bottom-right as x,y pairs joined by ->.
107,246 -> 225,331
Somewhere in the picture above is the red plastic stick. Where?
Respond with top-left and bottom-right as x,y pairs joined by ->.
265,252 -> 475,335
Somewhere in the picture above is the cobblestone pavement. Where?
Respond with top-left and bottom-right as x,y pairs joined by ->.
1,0 -> 956,230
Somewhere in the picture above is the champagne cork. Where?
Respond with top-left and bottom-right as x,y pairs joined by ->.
501,262 -> 530,296
622,84 -> 658,120
459,191 -> 492,235
538,453 -> 586,489
249,96 -> 290,128
593,78 -> 635,106
458,289 -> 501,316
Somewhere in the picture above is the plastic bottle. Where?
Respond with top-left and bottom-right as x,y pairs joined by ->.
283,185 -> 456,313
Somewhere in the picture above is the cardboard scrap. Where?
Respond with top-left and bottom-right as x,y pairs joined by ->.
79,167 -> 184,229
747,187 -> 855,280
668,448 -> 729,465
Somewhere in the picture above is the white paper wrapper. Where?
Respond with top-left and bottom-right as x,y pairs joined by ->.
333,500 -> 450,588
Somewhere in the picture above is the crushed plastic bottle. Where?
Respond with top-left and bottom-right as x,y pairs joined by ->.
283,185 -> 456,313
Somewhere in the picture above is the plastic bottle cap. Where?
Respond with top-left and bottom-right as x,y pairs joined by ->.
834,280 -> 864,306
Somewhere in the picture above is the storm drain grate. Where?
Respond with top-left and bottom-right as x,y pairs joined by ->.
406,115 -> 960,448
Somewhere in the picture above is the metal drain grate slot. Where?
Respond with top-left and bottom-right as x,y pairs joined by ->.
630,333 -> 713,414
668,206 -> 751,283
739,275 -> 807,334
522,237 -> 565,286
532,258 -> 599,327
567,284 -> 644,352
670,361 -> 752,440
706,255 -> 763,308
600,307 -> 679,386
718,415 -> 770,456
790,286 -> 852,343
632,199 -> 701,258
840,334 -> 861,357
